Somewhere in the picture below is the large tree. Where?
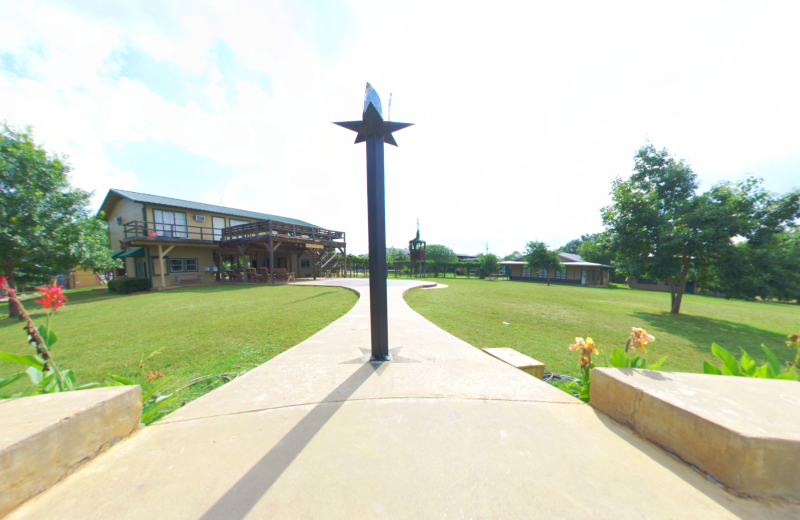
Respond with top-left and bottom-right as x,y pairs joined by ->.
425,244 -> 457,277
0,123 -> 117,317
524,241 -> 562,286
603,143 -> 800,314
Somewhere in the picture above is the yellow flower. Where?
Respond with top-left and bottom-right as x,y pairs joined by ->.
570,337 -> 599,369
629,327 -> 655,354
569,337 -> 585,351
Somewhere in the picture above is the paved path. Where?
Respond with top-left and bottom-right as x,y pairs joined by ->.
8,280 -> 797,519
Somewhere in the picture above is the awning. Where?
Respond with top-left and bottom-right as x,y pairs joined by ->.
115,247 -> 146,259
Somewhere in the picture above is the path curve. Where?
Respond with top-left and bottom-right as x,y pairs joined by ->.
8,280 -> 793,519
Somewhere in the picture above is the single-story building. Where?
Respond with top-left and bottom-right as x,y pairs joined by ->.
100,189 -> 347,289
500,253 -> 614,287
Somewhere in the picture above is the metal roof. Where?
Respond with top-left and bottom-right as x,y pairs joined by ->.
558,252 -> 583,262
499,260 -> 615,268
98,189 -> 319,228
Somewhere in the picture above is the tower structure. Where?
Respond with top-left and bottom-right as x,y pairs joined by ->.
409,218 -> 426,277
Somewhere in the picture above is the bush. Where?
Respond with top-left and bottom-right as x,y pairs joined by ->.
108,277 -> 152,294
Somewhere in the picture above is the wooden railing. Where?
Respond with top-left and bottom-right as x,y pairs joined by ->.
123,221 -> 218,241
219,219 -> 345,243
123,219 -> 345,244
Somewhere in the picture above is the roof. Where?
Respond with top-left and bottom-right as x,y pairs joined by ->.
499,260 -> 615,268
98,189 -> 319,228
558,252 -> 583,262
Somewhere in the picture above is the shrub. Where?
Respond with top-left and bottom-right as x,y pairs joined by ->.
108,277 -> 152,294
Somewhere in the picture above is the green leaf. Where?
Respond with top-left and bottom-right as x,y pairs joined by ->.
753,365 -> 772,378
739,350 -> 757,376
76,383 -> 100,390
760,345 -> 782,376
26,366 -> 44,384
62,369 -> 77,390
630,356 -> 647,369
711,343 -> 741,376
775,368 -> 799,381
648,356 -> 668,371
39,372 -> 57,392
0,351 -> 45,370
703,361 -> 722,375
37,326 -> 57,348
577,384 -> 591,403
142,377 -> 172,402
109,374 -> 135,386
141,394 -> 179,425
609,347 -> 629,368
0,372 -> 26,390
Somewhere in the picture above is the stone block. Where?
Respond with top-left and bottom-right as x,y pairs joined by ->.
483,348 -> 545,379
0,386 -> 142,517
591,368 -> 800,502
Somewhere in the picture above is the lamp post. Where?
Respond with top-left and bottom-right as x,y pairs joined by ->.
334,83 -> 413,361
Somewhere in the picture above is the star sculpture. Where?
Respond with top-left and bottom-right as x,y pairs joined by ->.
333,83 -> 414,146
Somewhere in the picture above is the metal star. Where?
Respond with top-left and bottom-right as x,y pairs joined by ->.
333,82 -> 414,147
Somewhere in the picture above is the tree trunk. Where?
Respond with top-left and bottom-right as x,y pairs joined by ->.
667,275 -> 676,311
671,256 -> 691,314
4,263 -> 21,319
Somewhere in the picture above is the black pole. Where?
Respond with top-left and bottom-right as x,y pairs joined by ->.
365,132 -> 389,361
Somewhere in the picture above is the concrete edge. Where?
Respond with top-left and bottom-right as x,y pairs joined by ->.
590,368 -> 800,503
400,283 -> 439,299
0,386 -> 143,518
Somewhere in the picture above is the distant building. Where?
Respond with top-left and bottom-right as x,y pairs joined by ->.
456,253 -> 479,262
500,253 -> 614,287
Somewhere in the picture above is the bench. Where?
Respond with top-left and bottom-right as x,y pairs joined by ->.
273,268 -> 295,283
482,348 -> 545,379
175,275 -> 202,286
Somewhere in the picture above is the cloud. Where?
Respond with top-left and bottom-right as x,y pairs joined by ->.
1,0 -> 799,256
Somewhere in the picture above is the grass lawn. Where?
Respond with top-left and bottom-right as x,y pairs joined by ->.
0,284 -> 357,410
405,278 -> 800,378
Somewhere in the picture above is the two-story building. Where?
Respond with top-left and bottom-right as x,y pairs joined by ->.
500,253 -> 614,287
99,189 -> 347,289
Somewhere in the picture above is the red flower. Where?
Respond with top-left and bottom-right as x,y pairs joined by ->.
35,285 -> 68,312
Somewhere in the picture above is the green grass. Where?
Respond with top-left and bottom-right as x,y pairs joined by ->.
0,284 -> 357,408
405,278 -> 800,378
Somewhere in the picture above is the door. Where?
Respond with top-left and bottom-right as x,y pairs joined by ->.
581,270 -> 586,285
212,217 -> 226,241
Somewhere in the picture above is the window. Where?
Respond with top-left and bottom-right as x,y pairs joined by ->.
538,269 -> 548,279
154,210 -> 188,238
301,259 -> 311,269
276,257 -> 286,268
555,269 -> 566,280
169,258 -> 198,273
522,267 -> 531,277
229,218 -> 249,227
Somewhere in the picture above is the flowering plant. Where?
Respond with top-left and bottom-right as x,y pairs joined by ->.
0,278 -> 97,395
557,327 -> 667,403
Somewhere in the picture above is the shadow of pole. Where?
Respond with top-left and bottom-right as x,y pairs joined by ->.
198,362 -> 381,520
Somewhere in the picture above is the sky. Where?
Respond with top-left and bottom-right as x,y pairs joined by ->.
1,0 -> 799,256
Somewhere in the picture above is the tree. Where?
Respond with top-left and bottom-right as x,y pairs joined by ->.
502,251 -> 523,261
0,123 -> 118,317
557,239 -> 583,254
703,228 -> 800,303
603,143 -> 800,314
478,253 -> 499,279
386,246 -> 409,264
524,241 -> 562,286
425,244 -> 457,277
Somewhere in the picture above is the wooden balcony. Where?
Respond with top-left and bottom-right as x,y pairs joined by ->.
122,219 -> 345,247
123,221 -> 217,243
219,220 -> 345,247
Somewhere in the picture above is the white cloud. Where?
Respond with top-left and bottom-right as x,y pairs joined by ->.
1,0 -> 799,255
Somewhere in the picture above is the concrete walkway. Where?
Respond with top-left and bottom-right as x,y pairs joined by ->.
8,280 -> 798,519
